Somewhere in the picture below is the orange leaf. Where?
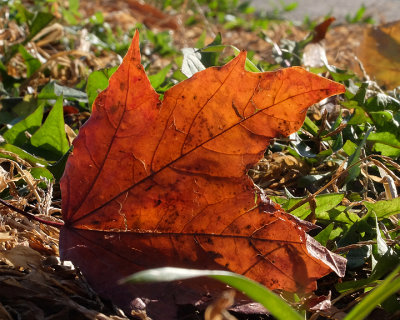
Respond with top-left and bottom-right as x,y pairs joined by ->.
60,31 -> 346,317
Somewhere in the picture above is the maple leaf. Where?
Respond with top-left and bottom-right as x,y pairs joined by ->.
60,31 -> 346,318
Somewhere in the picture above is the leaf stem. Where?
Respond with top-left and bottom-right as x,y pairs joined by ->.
0,198 -> 64,228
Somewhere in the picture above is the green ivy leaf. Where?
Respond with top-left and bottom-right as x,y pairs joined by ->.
314,223 -> 334,246
149,64 -> 172,90
26,12 -> 54,43
318,206 -> 360,224
30,167 -> 54,181
0,144 -> 49,166
86,67 -> 118,108
368,132 -> 400,156
30,96 -> 69,160
363,198 -> 400,219
38,81 -> 87,101
3,103 -> 44,146
290,193 -> 345,220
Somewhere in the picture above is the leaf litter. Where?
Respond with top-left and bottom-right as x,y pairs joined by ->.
0,153 -> 129,319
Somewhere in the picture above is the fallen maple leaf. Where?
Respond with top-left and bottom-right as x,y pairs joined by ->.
60,31 -> 346,318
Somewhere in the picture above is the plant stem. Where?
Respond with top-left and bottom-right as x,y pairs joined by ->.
0,198 -> 64,228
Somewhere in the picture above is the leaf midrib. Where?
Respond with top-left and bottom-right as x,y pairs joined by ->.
69,65 -> 326,227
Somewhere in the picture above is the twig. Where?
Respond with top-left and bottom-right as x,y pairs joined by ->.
333,240 -> 376,253
334,239 -> 399,253
287,155 -> 374,214
0,198 -> 64,228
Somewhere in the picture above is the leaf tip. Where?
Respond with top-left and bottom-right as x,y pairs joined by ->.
125,29 -> 141,62
333,81 -> 346,96
132,29 -> 140,44
236,50 -> 248,67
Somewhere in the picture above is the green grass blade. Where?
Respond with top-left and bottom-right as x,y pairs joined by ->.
210,273 -> 303,320
122,267 -> 303,320
343,265 -> 400,320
